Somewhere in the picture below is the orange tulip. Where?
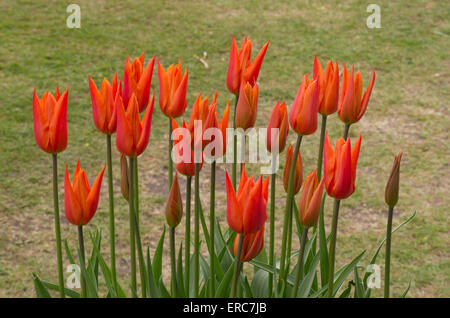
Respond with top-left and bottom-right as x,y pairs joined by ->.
165,172 -> 183,228
283,144 -> 303,195
266,100 -> 289,153
226,35 -> 269,95
385,152 -> 402,207
172,118 -> 203,176
32,86 -> 68,154
158,60 -> 188,118
225,165 -> 269,234
338,64 -> 375,124
313,56 -> 339,116
64,159 -> 106,226
88,74 -> 122,135
115,92 -> 155,157
187,92 -> 217,149
298,170 -> 325,227
235,82 -> 258,130
323,132 -> 362,199
123,52 -> 155,113
289,74 -> 319,135
232,225 -> 265,262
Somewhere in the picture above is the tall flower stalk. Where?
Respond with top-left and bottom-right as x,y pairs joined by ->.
77,225 -> 87,298
194,162 -> 200,297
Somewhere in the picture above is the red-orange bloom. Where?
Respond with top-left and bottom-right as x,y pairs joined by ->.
172,118 -> 203,177
232,225 -> 265,262
32,86 -> 68,154
226,35 -> 269,95
266,100 -> 289,153
116,93 -> 155,157
88,74 -> 122,134
323,132 -> 362,199
337,65 -> 375,124
64,160 -> 106,226
289,74 -> 319,135
123,52 -> 155,113
158,60 -> 188,118
165,172 -> 183,228
313,56 -> 339,116
226,165 -> 269,234
283,144 -> 303,195
235,82 -> 258,130
298,170 -> 324,227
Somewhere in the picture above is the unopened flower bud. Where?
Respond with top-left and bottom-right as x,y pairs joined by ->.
120,153 -> 129,201
385,152 -> 402,207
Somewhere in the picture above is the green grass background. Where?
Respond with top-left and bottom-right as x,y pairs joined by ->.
0,0 -> 448,297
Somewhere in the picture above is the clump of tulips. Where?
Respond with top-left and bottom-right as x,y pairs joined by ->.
32,36 -> 413,299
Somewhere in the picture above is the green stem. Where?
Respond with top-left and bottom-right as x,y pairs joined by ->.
185,175 -> 192,296
317,115 -> 327,180
343,123 -> 351,140
268,172 -> 276,297
327,199 -> 341,297
278,134 -> 302,292
128,157 -> 137,295
291,227 -> 309,298
134,157 -> 140,223
169,118 -> 174,188
51,154 -> 65,298
384,206 -> 394,298
209,160 -> 216,295
194,162 -> 200,297
286,207 -> 294,275
77,225 -> 87,298
232,94 -> 239,190
169,226 -> 177,298
106,134 -> 117,293
129,157 -> 147,298
230,233 -> 244,298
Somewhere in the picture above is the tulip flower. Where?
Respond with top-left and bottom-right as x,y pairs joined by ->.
165,172 -> 183,228
338,64 -> 376,125
323,132 -> 362,199
232,225 -> 265,262
313,56 -> 339,116
235,82 -> 258,130
115,93 -> 155,157
32,87 -> 68,154
283,144 -> 303,195
172,118 -> 203,176
64,160 -> 106,226
88,74 -> 121,135
289,74 -> 319,136
266,101 -> 289,154
123,52 -> 155,113
298,170 -> 325,227
158,60 -> 189,118
225,165 -> 269,234
385,152 -> 402,207
226,35 -> 269,95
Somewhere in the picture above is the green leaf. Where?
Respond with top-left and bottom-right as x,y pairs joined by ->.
40,280 -> 80,298
251,269 -> 269,298
176,242 -> 186,298
401,281 -> 412,298
33,273 -> 51,298
215,262 -> 235,298
297,252 -> 320,297
339,281 -> 352,298
152,226 -> 166,282
77,246 -> 98,298
353,267 -> 364,298
146,246 -> 160,298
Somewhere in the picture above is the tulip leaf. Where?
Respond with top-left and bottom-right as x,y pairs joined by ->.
32,273 -> 51,298
401,281 -> 412,298
297,251 -> 321,297
251,269 -> 269,298
159,277 -> 171,298
40,279 -> 80,298
176,242 -> 186,298
77,246 -> 98,298
215,263 -> 234,298
146,246 -> 160,298
353,266 -> 364,298
152,225 -> 166,283
339,281 -> 353,298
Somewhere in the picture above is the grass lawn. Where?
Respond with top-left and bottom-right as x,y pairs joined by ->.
0,0 -> 448,297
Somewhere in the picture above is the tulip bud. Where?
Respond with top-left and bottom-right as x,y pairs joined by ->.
298,170 -> 324,227
266,101 -> 289,154
283,145 -> 303,195
232,226 -> 265,262
385,152 -> 402,207
120,153 -> 129,201
235,82 -> 258,130
165,172 -> 183,228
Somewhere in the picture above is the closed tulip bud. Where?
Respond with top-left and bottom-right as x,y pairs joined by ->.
158,60 -> 188,118
226,35 -> 269,95
313,56 -> 339,116
283,144 -> 303,195
338,64 -> 375,124
172,118 -> 203,176
298,170 -> 325,227
89,74 -> 121,135
32,86 -> 68,154
64,160 -> 106,226
235,82 -> 258,130
385,152 -> 402,207
289,74 -> 319,135
266,101 -> 289,154
165,172 -> 183,228
323,132 -> 362,199
115,92 -> 155,157
232,225 -> 265,262
226,165 -> 269,234
122,52 -> 155,113
120,153 -> 129,201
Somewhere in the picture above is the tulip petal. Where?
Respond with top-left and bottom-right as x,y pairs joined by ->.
85,164 -> 106,224
226,170 -> 243,233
